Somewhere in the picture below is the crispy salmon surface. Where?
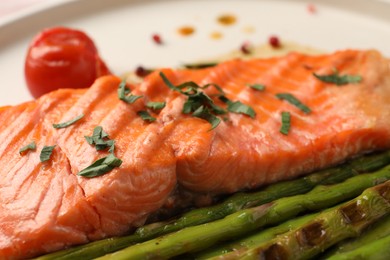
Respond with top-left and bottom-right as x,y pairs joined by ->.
1,50 -> 390,259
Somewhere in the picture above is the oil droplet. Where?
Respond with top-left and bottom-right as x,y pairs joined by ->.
210,31 -> 223,40
177,26 -> 195,36
217,14 -> 237,26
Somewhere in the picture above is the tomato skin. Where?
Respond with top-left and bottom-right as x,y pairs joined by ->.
25,27 -> 110,98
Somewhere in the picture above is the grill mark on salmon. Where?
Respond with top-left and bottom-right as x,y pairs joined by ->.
0,50 -> 390,258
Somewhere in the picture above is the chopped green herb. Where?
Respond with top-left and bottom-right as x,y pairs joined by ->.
182,82 -> 225,96
52,114 -> 84,129
85,126 -> 115,153
77,154 -> 122,178
138,110 -> 156,122
146,101 -> 166,110
220,96 -> 256,118
40,145 -> 56,162
313,70 -> 362,86
183,62 -> 218,69
192,106 -> 221,130
228,101 -> 256,118
117,79 -> 143,103
247,83 -> 266,91
85,136 -> 93,145
118,79 -> 131,96
183,91 -> 226,128
280,111 -> 291,135
159,72 -> 225,96
19,141 -> 36,155
276,93 -> 311,114
182,91 -> 226,115
85,126 -> 106,145
123,94 -> 142,104
108,142 -> 115,154
160,72 -> 227,129
159,72 -> 181,92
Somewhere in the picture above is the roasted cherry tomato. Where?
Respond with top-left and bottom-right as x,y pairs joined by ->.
24,27 -> 110,98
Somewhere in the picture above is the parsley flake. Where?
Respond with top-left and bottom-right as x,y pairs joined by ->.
280,111 -> 291,135
183,91 -> 226,128
85,126 -> 115,153
53,114 -> 84,129
77,154 -> 122,178
159,72 -> 181,92
276,93 -> 311,114
138,110 -> 156,122
247,83 -> 266,91
117,79 -> 143,103
40,145 -> 56,162
146,101 -> 166,110
192,106 -> 221,130
19,141 -> 36,155
159,72 -> 225,96
313,70 -> 362,86
183,91 -> 226,115
160,72 -> 227,129
220,96 -> 256,118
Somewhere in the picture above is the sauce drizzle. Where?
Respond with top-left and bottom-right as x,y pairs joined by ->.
178,26 -> 195,36
217,14 -> 237,26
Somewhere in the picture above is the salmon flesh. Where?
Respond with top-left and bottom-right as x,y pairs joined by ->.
1,50 -> 390,258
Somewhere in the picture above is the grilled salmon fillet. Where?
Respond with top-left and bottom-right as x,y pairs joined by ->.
1,50 -> 390,259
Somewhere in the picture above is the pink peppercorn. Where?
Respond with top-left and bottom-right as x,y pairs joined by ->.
269,36 -> 281,48
135,66 -> 152,77
152,34 -> 163,44
135,66 -> 147,77
240,41 -> 252,55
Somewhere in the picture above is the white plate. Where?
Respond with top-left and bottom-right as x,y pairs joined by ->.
1,0 -> 390,106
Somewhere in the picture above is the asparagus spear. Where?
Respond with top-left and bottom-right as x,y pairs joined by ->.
322,214 -> 390,257
195,212 -> 320,259
96,165 -> 390,260
326,235 -> 390,260
202,214 -> 390,260
200,207 -> 390,259
35,151 -> 390,260
237,180 -> 390,260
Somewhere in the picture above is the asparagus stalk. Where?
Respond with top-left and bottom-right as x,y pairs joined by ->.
34,151 -> 390,260
326,235 -> 390,260
195,212 -> 320,259
322,214 -> 390,257
96,165 -> 390,260
203,214 -> 390,260
200,208 -> 390,259
236,180 -> 390,260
